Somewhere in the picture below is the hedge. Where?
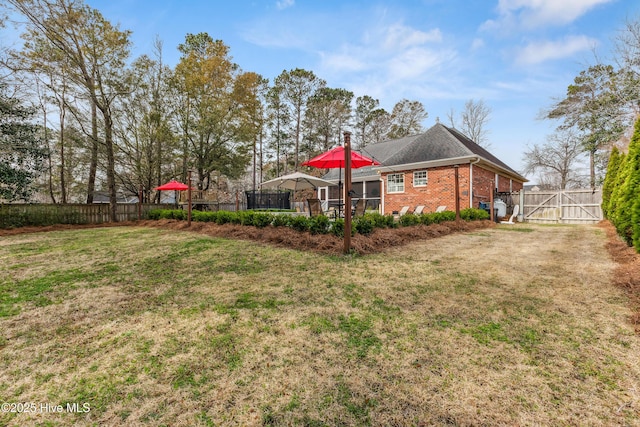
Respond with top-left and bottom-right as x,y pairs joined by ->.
602,116 -> 640,252
148,208 -> 490,237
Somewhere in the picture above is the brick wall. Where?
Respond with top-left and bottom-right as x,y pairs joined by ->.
381,165 -> 471,214
472,165 -> 494,208
381,163 -> 524,214
472,165 -> 524,207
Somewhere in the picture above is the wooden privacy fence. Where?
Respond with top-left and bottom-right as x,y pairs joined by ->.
522,189 -> 602,224
0,203 -> 173,228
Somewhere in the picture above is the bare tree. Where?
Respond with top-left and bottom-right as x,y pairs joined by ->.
448,99 -> 492,148
523,128 -> 586,190
615,17 -> 640,115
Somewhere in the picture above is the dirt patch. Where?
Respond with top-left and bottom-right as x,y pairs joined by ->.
599,220 -> 640,332
0,219 -> 495,255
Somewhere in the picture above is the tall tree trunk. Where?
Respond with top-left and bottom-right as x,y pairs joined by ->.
182,98 -> 190,186
104,113 -> 118,222
87,99 -> 98,204
44,109 -> 57,204
59,91 -> 67,203
589,149 -> 596,190
259,127 -> 263,184
252,135 -> 257,191
295,110 -> 301,171
276,116 -> 281,177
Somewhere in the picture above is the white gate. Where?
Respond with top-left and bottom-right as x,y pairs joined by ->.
523,189 -> 602,224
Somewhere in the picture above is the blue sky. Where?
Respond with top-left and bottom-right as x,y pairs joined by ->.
7,0 -> 640,178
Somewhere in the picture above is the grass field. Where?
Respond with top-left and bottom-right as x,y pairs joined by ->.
0,224 -> 638,426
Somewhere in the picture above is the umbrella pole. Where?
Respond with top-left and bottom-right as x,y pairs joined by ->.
343,132 -> 352,255
338,167 -> 342,216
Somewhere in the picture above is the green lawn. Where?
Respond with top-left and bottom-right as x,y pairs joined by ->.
0,224 -> 638,426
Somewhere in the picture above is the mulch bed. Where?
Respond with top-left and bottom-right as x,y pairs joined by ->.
0,219 -> 495,256
598,221 -> 640,333
136,219 -> 495,256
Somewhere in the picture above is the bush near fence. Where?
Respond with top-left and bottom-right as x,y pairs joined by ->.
0,203 -> 171,229
148,208 -> 489,237
602,116 -> 640,253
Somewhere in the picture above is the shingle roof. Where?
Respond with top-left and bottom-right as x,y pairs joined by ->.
319,123 -> 525,182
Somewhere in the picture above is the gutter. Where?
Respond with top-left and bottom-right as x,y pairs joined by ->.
373,156 -> 479,173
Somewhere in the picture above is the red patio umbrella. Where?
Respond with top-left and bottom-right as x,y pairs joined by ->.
154,179 -> 190,191
302,146 -> 380,169
154,179 -> 193,210
302,146 -> 380,213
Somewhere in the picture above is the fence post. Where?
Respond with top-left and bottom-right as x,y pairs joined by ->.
519,190 -> 524,222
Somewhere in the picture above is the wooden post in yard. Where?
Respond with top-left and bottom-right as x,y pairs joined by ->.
187,170 -> 192,227
343,131 -> 352,255
138,184 -> 142,220
454,165 -> 461,221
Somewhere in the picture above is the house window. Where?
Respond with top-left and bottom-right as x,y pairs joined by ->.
413,170 -> 428,187
387,173 -> 404,193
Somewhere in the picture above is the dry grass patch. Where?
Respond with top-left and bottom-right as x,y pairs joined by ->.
0,224 -> 638,426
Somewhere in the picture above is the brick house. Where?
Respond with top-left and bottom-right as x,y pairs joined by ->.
318,123 -> 527,215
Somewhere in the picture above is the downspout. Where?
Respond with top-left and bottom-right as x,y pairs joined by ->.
469,157 -> 480,208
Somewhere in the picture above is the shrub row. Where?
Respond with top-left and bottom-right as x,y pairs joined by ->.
602,116 -> 640,253
148,208 -> 489,236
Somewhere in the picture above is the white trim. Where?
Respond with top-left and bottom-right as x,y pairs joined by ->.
380,176 -> 385,214
413,170 -> 428,187
387,173 -> 405,193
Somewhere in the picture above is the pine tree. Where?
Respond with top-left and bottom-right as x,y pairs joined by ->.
633,196 -> 640,252
613,117 -> 640,245
602,146 -> 622,219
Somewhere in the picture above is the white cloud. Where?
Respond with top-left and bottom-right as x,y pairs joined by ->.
319,22 -> 449,75
387,47 -> 454,80
382,25 -> 442,51
515,35 -> 597,65
276,0 -> 294,11
319,50 -> 368,72
483,0 -> 614,31
471,38 -> 485,50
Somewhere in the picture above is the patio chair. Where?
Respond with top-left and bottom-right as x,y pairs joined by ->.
392,206 -> 410,221
435,205 -> 447,213
306,198 -> 324,217
500,204 -> 519,224
353,199 -> 367,217
414,205 -> 425,215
